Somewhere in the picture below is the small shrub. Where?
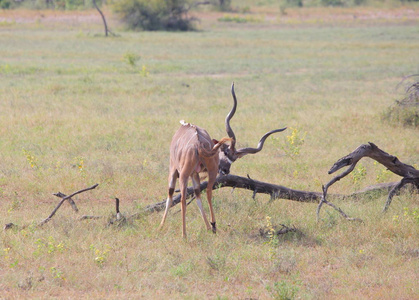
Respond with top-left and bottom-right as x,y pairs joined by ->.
217,15 -> 260,23
90,244 -> 110,267
351,163 -> 367,186
264,216 -> 279,260
140,65 -> 149,77
0,0 -> 11,9
320,0 -> 366,6
382,75 -> 419,128
213,0 -> 232,12
266,281 -> 299,300
281,127 -> 306,157
122,52 -> 140,67
383,106 -> 419,127
23,149 -> 38,169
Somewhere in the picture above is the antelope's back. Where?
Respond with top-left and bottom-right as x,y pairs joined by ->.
170,123 -> 215,164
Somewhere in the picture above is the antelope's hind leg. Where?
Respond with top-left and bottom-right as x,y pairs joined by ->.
192,173 -> 211,231
178,173 -> 190,239
159,169 -> 178,230
206,168 -> 218,234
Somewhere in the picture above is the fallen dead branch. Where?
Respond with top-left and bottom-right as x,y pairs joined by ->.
5,184 -> 100,230
317,142 -> 419,221
259,224 -> 299,237
79,215 -> 103,221
144,174 -> 401,215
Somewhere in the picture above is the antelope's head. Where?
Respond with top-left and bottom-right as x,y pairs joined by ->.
217,83 -> 287,175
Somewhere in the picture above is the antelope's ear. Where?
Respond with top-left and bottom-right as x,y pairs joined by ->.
212,139 -> 219,145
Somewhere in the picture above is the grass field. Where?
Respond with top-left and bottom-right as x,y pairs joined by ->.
0,4 -> 418,299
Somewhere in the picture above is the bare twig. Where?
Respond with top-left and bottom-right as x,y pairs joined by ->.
384,177 -> 418,212
53,192 -> 79,212
318,185 -> 363,222
39,184 -> 99,226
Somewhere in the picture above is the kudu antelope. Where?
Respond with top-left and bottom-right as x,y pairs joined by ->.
160,83 -> 286,238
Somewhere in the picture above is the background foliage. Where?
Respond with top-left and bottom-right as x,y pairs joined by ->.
111,0 -> 196,31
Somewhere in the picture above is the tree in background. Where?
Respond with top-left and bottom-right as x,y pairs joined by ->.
112,0 -> 197,31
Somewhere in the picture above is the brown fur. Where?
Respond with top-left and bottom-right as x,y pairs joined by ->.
159,123 -> 231,239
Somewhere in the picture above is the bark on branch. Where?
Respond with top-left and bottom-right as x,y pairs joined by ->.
144,174 -> 400,215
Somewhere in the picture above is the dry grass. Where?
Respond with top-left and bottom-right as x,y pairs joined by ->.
0,5 -> 418,299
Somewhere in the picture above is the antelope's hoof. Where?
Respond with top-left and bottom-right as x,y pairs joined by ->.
210,222 -> 216,234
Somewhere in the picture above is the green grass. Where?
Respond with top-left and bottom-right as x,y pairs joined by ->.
0,7 -> 418,299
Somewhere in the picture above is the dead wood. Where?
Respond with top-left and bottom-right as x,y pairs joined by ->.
317,185 -> 363,222
79,215 -> 103,220
144,174 -> 402,216
4,223 -> 17,230
144,174 -> 322,214
318,142 -> 418,220
259,224 -> 299,237
53,192 -> 79,213
39,184 -> 99,226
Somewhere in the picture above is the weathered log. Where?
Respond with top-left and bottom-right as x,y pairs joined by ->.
144,174 -> 402,215
144,174 -> 323,213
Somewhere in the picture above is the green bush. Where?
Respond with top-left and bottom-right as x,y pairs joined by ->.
0,0 -> 12,9
55,0 -> 94,10
112,0 -> 196,31
320,0 -> 366,6
382,77 -> 419,128
383,105 -> 419,127
214,0 -> 232,11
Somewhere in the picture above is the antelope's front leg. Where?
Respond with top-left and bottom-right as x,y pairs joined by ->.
159,170 -> 178,230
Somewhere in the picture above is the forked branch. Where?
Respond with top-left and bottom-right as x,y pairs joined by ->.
39,184 -> 99,226
318,142 -> 418,220
53,192 -> 79,212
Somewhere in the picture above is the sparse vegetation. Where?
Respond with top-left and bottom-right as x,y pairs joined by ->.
217,14 -> 260,23
383,75 -> 419,128
0,5 -> 418,299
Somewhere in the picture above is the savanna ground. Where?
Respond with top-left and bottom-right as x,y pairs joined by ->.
0,3 -> 418,299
